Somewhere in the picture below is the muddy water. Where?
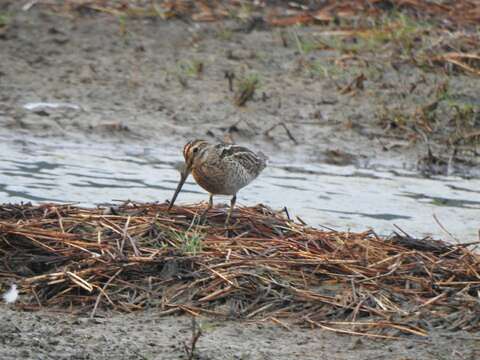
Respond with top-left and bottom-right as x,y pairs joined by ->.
0,136 -> 478,242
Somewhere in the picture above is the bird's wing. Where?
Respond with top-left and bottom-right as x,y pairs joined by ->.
216,144 -> 267,174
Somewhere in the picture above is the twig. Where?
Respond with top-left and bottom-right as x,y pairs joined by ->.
264,122 -> 298,145
433,213 -> 460,244
184,317 -> 202,360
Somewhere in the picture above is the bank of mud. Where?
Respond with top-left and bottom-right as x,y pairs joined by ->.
1,306 -> 479,360
0,1 -> 479,176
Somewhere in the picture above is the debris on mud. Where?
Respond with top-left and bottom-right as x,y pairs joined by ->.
32,1 -> 480,29
1,202 -> 479,339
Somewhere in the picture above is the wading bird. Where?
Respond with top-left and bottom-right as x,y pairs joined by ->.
168,140 -> 267,224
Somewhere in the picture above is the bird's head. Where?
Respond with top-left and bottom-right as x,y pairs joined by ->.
168,139 -> 209,210
182,139 -> 209,172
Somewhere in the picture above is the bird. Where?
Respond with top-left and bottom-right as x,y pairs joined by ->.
168,139 -> 267,225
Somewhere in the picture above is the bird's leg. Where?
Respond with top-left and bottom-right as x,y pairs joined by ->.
200,194 -> 213,223
225,194 -> 236,226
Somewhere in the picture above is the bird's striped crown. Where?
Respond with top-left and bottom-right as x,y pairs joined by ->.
183,139 -> 209,161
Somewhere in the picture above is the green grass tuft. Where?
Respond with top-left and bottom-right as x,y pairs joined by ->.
171,217 -> 204,255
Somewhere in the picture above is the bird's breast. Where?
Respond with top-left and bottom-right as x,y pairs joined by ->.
192,164 -> 235,195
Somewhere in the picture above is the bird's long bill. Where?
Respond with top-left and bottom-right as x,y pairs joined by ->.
168,170 -> 189,210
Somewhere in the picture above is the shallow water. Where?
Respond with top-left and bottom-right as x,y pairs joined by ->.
0,137 -> 479,242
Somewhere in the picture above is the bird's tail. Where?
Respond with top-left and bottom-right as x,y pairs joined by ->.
257,151 -> 268,168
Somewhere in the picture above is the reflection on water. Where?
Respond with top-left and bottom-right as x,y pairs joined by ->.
0,137 -> 479,242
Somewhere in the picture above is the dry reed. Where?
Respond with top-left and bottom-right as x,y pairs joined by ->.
1,202 -> 479,338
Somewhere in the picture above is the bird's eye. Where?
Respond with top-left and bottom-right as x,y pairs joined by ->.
192,148 -> 199,153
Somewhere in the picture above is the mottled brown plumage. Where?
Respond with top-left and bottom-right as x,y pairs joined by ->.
168,139 -> 267,224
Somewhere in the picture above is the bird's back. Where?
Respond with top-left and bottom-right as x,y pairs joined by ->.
217,144 -> 267,174
192,143 -> 267,195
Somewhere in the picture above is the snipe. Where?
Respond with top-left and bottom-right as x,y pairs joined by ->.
168,140 -> 267,224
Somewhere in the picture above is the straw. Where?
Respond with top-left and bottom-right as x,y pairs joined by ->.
1,202 -> 479,337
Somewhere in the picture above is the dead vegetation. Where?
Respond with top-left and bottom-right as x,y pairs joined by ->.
17,1 -> 480,78
234,74 -> 258,106
1,202 -> 480,339
25,1 -> 480,27
5,1 -> 478,82
375,79 -> 480,175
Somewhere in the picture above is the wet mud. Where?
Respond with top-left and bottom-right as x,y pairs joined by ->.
1,306 -> 480,360
0,2 -> 479,176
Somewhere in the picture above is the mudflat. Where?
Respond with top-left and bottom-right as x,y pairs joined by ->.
1,1 -> 479,175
